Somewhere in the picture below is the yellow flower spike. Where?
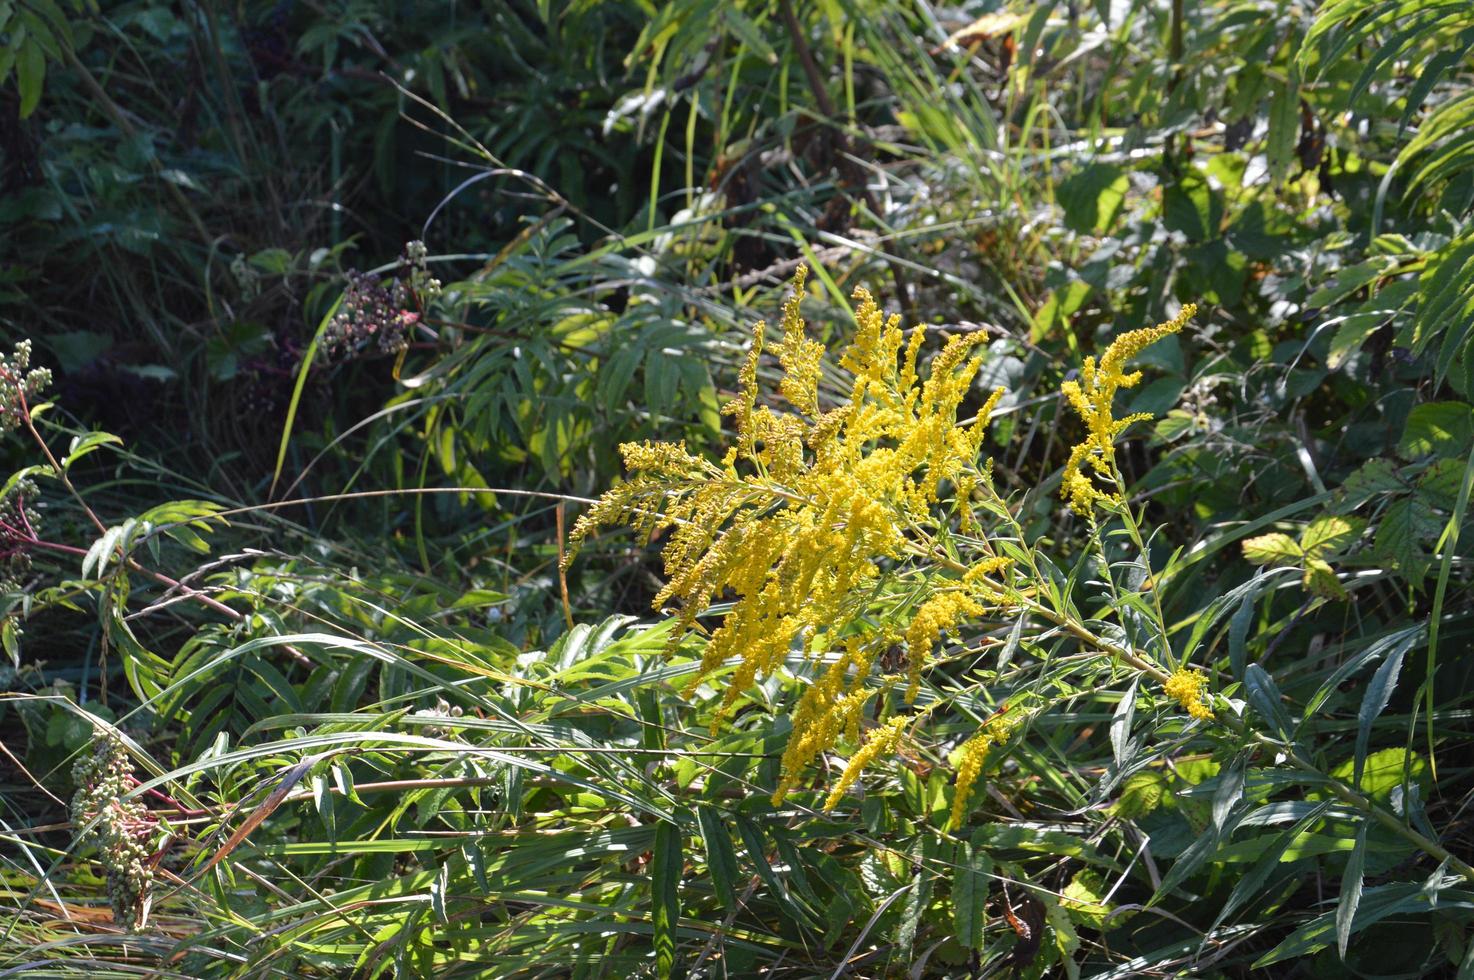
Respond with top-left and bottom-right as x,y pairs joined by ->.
1059,305 -> 1197,513
949,732 -> 994,829
823,714 -> 911,811
723,318 -> 766,459
775,265 -> 824,416
903,590 -> 985,701
1164,667 -> 1214,721
949,710 -> 1019,829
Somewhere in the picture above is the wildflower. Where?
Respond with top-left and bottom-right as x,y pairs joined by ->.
949,710 -> 1018,828
823,714 -> 911,810
1164,666 -> 1213,720
904,591 -> 984,699
567,266 -> 1013,804
0,340 -> 52,435
1060,305 -> 1196,512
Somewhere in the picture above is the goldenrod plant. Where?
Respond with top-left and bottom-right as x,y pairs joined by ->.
570,265 -> 1474,892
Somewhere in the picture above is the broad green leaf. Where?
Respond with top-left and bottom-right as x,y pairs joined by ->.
1301,515 -> 1365,557
1304,557 -> 1348,600
1398,401 -> 1474,460
1114,770 -> 1169,820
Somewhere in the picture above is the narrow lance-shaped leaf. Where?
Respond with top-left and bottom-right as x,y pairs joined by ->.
1338,823 -> 1368,961
953,833 -> 993,951
652,819 -> 682,980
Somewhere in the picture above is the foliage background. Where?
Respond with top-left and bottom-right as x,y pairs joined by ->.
2,0 -> 1473,976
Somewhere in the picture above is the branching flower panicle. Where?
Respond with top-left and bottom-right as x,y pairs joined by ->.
567,267 -> 1013,804
1060,305 -> 1196,513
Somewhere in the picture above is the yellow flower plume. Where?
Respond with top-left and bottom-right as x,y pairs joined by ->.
567,266 -> 1013,806
1060,304 -> 1196,513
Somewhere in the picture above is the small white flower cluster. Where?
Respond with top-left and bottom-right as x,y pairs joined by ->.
0,340 -> 52,435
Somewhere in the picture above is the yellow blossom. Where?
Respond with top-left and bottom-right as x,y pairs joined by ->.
823,715 -> 911,811
1164,667 -> 1213,720
949,711 -> 1018,829
1060,304 -> 1196,512
904,591 -> 984,700
568,265 -> 1014,806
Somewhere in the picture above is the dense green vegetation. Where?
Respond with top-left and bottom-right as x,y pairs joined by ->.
3,0 -> 1474,975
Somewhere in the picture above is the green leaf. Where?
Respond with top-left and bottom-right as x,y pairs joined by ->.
63,431 -> 123,471
15,39 -> 44,118
1301,515 -> 1365,557
1060,869 -> 1112,930
696,806 -> 739,914
652,820 -> 681,980
1267,73 -> 1300,182
1331,747 -> 1430,803
1338,823 -> 1367,961
1214,802 -> 1332,931
1304,557 -> 1347,600
1229,587 -> 1257,680
1110,677 -> 1138,767
1254,882 -> 1434,967
1058,163 -> 1129,234
1354,639 -> 1406,787
952,834 -> 992,951
1340,458 -> 1404,508
1243,664 -> 1294,742
1398,401 -> 1474,460
1212,760 -> 1245,833
1163,172 -> 1221,242
1241,533 -> 1302,566
723,6 -> 776,63
1373,498 -> 1433,580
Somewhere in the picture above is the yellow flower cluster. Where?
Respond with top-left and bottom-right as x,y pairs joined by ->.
949,710 -> 1019,829
1060,305 -> 1196,513
1164,667 -> 1213,721
823,714 -> 911,811
567,267 -> 1012,805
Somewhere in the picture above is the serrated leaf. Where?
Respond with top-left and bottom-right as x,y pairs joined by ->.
1242,533 -> 1302,566
1304,557 -> 1348,600
1340,458 -> 1404,508
1115,770 -> 1168,820
1355,643 -> 1406,788
1301,515 -> 1365,557
1373,499 -> 1433,580
1398,401 -> 1474,460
